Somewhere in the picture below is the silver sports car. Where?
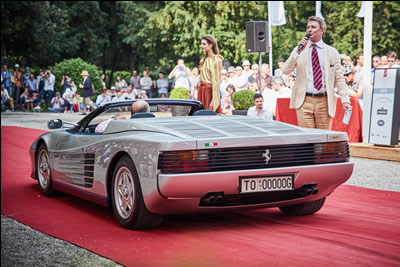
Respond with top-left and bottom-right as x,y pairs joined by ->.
30,99 -> 353,229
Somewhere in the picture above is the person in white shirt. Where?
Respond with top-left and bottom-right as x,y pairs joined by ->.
242,60 -> 252,77
247,93 -> 273,120
48,92 -> 64,113
263,77 -> 292,116
112,90 -> 125,102
140,90 -> 148,99
123,87 -> 137,100
227,66 -> 236,86
234,66 -> 249,91
63,88 -> 74,112
271,77 -> 292,98
95,89 -> 111,107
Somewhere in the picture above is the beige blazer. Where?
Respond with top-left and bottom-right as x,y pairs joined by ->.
282,42 -> 350,118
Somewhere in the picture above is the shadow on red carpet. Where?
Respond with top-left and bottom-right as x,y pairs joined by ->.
2,126 -> 400,266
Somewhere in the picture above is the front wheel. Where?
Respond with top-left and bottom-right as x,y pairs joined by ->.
111,155 -> 163,229
37,144 -> 58,196
279,197 -> 326,216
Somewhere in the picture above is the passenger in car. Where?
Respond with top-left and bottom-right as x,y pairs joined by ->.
94,113 -> 126,133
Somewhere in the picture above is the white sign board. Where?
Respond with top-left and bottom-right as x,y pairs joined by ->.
369,68 -> 398,145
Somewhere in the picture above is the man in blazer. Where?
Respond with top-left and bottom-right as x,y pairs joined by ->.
79,70 -> 96,115
282,16 -> 352,130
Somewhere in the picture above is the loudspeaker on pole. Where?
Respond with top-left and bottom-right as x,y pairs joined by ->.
245,21 -> 269,53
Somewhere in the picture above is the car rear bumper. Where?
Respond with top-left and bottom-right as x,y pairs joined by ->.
146,162 -> 354,214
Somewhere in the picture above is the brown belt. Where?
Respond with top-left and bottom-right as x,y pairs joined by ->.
305,92 -> 327,97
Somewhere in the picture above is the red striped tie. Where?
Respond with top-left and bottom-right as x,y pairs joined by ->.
312,44 -> 322,90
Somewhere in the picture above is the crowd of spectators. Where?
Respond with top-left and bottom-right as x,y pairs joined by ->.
2,51 -> 399,115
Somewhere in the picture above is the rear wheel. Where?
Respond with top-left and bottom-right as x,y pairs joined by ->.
279,197 -> 326,216
37,144 -> 57,196
111,155 -> 163,229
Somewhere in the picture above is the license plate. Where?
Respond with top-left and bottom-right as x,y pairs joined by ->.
240,175 -> 294,193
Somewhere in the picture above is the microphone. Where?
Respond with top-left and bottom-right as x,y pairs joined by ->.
298,34 -> 310,52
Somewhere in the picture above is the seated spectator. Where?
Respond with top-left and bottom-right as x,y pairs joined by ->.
219,69 -> 229,97
355,54 -> 364,73
189,67 -> 199,100
221,92 -> 233,115
108,86 -> 117,99
262,77 -> 292,116
48,92 -> 65,113
95,113 -> 127,133
379,55 -> 388,68
227,66 -> 236,85
1,84 -> 14,112
112,90 -> 125,102
242,60 -> 252,77
247,93 -> 273,120
342,65 -> 363,107
123,87 -> 137,100
95,89 -> 111,107
63,88 -> 74,113
261,64 -> 273,91
72,92 -> 83,113
248,64 -> 261,92
262,87 -> 277,116
221,84 -> 234,105
158,93 -> 170,112
387,51 -> 399,68
342,54 -> 356,72
140,90 -> 148,99
271,77 -> 291,98
19,87 -> 35,111
234,66 -> 248,91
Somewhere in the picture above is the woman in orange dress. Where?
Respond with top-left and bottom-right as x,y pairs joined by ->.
198,35 -> 224,113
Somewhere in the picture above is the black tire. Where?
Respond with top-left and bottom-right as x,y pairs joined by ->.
36,144 -> 58,196
111,155 -> 163,229
279,197 -> 326,216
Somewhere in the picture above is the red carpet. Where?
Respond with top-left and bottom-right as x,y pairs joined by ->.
2,126 -> 400,266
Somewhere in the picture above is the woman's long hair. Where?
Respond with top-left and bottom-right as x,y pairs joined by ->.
202,34 -> 219,56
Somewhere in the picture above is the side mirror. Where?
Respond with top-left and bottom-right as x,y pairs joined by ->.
48,119 -> 64,129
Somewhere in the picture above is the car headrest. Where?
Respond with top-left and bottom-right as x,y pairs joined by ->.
130,112 -> 156,119
193,110 -> 217,116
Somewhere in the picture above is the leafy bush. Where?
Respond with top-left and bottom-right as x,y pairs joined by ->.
231,89 -> 256,110
52,58 -> 102,99
169,87 -> 190,99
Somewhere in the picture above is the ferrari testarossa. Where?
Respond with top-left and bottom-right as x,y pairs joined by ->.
30,99 -> 353,229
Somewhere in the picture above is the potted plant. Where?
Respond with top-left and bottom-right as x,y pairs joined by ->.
169,87 -> 190,116
231,89 -> 256,115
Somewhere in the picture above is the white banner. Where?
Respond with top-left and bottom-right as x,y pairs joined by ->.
316,1 -> 324,20
357,1 -> 365,18
269,1 -> 286,26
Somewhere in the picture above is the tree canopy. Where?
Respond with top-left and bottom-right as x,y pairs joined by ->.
2,1 -> 399,74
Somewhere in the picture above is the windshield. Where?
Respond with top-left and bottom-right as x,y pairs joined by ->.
87,101 -> 193,128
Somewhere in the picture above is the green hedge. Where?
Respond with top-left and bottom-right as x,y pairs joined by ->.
231,90 -> 256,110
170,87 -> 189,99
52,58 -> 102,99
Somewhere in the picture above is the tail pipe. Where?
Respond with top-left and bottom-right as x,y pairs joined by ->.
299,184 -> 319,196
200,192 -> 224,206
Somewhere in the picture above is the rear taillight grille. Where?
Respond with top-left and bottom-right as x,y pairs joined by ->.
158,142 -> 349,174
